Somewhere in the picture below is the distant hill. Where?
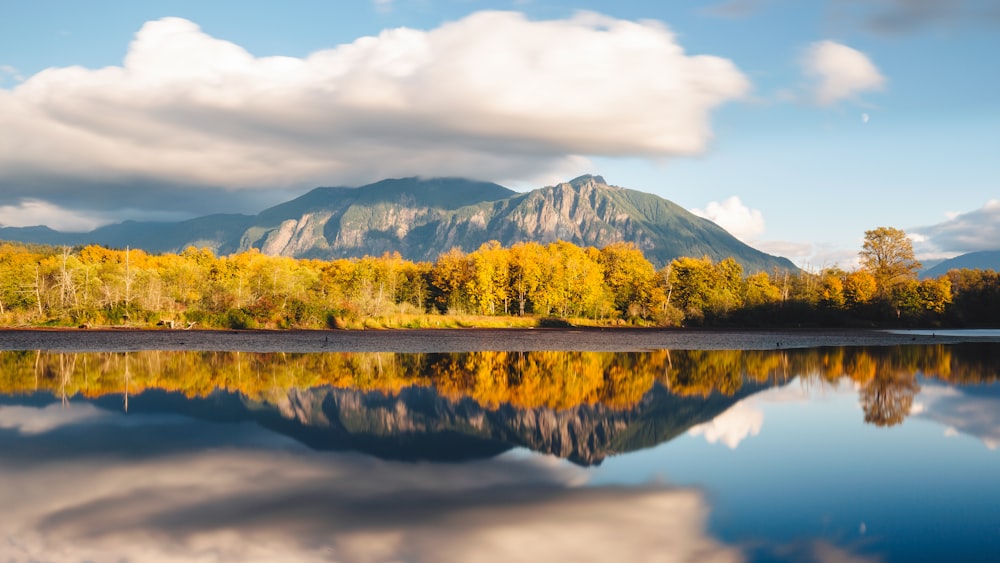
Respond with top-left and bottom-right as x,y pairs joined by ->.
922,250 -> 1000,278
0,175 -> 797,272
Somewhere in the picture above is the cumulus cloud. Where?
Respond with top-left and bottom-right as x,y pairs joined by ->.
800,40 -> 885,105
912,199 -> 1000,254
0,415 -> 743,562
692,196 -> 766,242
0,12 -> 749,220
689,400 -> 764,448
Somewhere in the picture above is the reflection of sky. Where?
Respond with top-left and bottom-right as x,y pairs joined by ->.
913,380 -> 1000,450
4,375 -> 1000,562
593,378 -> 1000,562
0,404 -> 741,563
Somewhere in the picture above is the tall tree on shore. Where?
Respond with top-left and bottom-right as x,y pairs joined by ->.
859,227 -> 921,297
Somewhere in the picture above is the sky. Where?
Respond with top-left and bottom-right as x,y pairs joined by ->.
1,0 -> 998,269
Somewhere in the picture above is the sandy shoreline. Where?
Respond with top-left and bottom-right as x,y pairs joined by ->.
2,327 -> 998,353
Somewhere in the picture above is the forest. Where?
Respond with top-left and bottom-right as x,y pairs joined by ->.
0,226 -> 997,329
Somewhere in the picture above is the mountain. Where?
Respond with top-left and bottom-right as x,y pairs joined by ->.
922,250 -> 1000,279
0,175 -> 796,271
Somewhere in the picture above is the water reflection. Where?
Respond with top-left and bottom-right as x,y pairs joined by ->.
2,344 -> 999,562
1,345 -> 999,464
0,423 -> 741,563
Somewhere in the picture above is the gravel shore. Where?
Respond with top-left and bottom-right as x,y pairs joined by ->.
2,327 -> 998,353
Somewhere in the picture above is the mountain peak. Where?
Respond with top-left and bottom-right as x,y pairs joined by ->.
567,174 -> 608,188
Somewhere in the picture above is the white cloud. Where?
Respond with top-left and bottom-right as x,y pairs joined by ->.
689,400 -> 764,448
0,12 -> 749,217
0,404 -> 109,434
912,199 -> 1000,254
800,40 -> 885,105
0,198 -> 111,231
914,383 -> 1000,451
692,196 -> 766,242
373,0 -> 394,12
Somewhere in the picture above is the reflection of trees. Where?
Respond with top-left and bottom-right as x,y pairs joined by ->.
0,344 -> 997,421
860,371 -> 920,427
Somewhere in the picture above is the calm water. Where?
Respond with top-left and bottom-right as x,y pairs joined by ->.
1,342 -> 999,562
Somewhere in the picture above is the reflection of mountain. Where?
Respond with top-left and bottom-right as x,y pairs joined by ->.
246,382 -> 768,466
2,382 -> 768,466
4,344 -> 999,462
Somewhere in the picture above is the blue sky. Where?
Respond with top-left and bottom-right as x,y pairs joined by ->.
1,0 -> 998,268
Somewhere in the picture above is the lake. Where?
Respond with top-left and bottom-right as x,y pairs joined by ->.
1,330 -> 998,562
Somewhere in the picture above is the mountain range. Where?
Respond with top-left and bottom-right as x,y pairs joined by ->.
921,250 -> 1000,279
0,175 -> 796,271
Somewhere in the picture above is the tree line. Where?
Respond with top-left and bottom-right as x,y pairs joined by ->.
0,227 -> 997,328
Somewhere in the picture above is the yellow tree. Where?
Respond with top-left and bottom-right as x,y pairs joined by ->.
918,277 -> 952,315
546,241 -> 607,318
819,269 -> 846,309
667,256 -> 716,321
431,247 -> 473,314
843,270 -> 877,309
598,242 -> 662,320
744,271 -> 781,308
467,241 -> 511,315
860,227 -> 921,297
508,242 -> 546,316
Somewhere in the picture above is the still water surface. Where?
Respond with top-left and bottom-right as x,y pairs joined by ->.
1,340 -> 998,562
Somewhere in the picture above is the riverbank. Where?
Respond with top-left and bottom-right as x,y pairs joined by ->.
2,327 -> 999,353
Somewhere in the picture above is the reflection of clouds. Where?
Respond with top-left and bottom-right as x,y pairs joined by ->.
689,401 -> 763,449
915,384 -> 1000,451
0,414 -> 744,562
688,382 -> 814,449
812,540 -> 882,563
0,403 -> 109,434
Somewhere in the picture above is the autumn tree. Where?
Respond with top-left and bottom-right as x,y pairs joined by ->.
860,369 -> 920,427
598,242 -> 662,320
860,227 -> 921,297
431,247 -> 474,314
843,270 -> 877,309
508,242 -> 546,316
468,241 -> 510,315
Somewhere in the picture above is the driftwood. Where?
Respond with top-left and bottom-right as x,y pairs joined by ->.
156,320 -> 197,330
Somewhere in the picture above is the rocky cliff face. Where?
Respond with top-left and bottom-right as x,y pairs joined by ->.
235,174 -> 793,271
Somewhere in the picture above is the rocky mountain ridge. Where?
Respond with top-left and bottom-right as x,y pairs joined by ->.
0,175 -> 796,271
